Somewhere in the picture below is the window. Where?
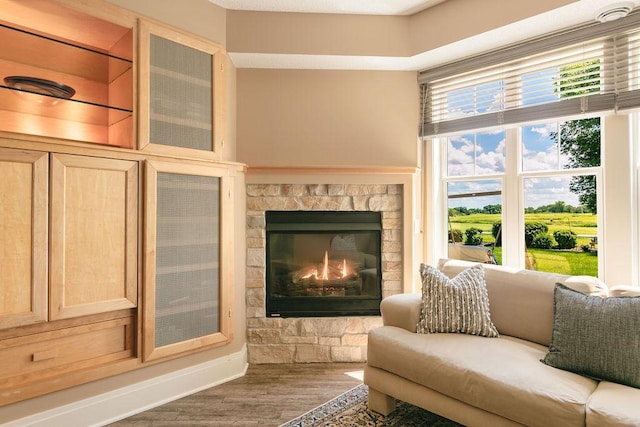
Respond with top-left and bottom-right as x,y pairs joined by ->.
447,179 -> 502,264
418,14 -> 640,279
442,119 -> 600,276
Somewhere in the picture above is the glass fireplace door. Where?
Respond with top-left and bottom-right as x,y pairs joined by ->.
266,211 -> 382,317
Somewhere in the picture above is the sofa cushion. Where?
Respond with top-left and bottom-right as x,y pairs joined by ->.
587,381 -> 640,426
542,284 -> 640,388
437,259 -> 607,346
417,264 -> 498,337
367,326 -> 597,427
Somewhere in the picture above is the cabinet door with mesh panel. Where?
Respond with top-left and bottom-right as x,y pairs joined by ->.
144,160 -> 233,361
138,20 -> 226,160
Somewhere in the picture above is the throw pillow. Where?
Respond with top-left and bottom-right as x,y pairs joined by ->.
541,284 -> 640,388
417,263 -> 499,337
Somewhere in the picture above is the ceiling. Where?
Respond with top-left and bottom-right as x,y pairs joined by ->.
207,0 -> 446,15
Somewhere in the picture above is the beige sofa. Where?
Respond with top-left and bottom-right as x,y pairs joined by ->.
364,259 -> 640,427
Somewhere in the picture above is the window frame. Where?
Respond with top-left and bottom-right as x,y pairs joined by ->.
432,119 -> 604,275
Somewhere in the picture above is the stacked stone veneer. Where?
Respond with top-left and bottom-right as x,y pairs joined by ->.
246,183 -> 403,363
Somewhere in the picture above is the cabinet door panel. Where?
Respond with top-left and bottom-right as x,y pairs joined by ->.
144,160 -> 232,361
50,154 -> 138,320
0,148 -> 48,329
138,19 -> 225,159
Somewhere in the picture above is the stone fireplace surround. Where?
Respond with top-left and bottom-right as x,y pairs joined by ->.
246,168 -> 419,364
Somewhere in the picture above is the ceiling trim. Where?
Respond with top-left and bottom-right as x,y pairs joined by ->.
208,0 -> 446,16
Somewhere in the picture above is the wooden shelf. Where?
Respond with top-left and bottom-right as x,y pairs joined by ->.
0,23 -> 132,87
0,9 -> 133,148
0,86 -> 131,126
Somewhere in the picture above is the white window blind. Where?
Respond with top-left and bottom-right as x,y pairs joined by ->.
420,12 -> 640,137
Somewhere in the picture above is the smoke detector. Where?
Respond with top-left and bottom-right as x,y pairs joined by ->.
595,2 -> 634,22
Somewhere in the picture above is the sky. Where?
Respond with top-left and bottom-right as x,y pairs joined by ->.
447,125 -> 585,210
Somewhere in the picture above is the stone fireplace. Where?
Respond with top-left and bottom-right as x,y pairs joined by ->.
246,170 -> 418,364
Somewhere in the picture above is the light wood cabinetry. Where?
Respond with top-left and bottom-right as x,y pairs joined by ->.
0,144 -> 139,406
0,0 -> 239,408
0,316 -> 134,403
49,154 -> 138,320
143,160 -> 234,361
0,148 -> 138,328
0,148 -> 48,329
138,20 -> 226,159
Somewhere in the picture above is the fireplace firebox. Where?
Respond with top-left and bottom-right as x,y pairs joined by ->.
266,211 -> 382,317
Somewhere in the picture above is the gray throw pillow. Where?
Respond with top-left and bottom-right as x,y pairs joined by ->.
542,283 -> 640,388
417,263 -> 499,337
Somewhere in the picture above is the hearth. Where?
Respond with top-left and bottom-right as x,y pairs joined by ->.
266,211 -> 382,317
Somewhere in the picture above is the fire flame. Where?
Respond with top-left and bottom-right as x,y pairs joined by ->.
300,251 -> 350,280
320,251 -> 329,280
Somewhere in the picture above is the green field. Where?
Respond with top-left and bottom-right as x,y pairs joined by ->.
491,247 -> 598,276
450,213 -> 598,276
450,212 -> 597,243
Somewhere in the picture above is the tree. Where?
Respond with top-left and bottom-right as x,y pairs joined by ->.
549,201 -> 566,213
552,60 -> 601,214
554,118 -> 600,213
483,204 -> 502,214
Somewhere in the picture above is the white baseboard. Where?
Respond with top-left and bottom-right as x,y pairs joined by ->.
7,346 -> 248,427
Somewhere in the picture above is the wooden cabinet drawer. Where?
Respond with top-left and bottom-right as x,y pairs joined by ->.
0,317 -> 134,383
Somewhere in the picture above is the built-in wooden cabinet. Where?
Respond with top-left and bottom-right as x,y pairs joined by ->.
143,160 -> 234,361
0,0 -> 239,408
0,145 -> 139,406
138,20 -> 226,159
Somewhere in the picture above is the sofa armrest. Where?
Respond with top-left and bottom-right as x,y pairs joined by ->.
380,293 -> 422,333
609,285 -> 640,297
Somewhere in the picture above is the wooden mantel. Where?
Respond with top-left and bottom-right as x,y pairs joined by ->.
246,165 -> 419,175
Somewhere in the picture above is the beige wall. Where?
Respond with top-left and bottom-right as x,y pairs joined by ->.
106,0 -> 227,45
236,69 -> 420,167
227,11 -> 411,57
408,0 -> 575,55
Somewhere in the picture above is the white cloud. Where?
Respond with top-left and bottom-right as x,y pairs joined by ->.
476,151 -> 505,174
448,145 -> 473,164
448,163 -> 475,176
529,124 -> 555,139
523,150 -> 556,171
523,176 -> 581,207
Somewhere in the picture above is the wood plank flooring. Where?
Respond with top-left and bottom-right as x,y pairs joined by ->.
107,363 -> 365,426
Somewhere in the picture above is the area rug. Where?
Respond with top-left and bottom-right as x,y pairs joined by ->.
280,383 -> 464,426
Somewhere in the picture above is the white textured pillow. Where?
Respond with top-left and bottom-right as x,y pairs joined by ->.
417,263 -> 499,337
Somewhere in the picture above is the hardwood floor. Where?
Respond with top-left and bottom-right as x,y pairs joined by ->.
108,363 -> 365,426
